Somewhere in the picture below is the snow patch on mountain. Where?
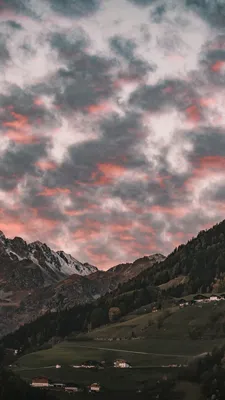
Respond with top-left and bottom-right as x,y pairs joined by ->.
0,231 -> 98,279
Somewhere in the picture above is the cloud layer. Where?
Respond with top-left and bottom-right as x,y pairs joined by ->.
0,0 -> 225,269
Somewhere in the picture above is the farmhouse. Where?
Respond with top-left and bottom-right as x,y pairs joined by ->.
31,377 -> 49,387
193,294 -> 208,303
178,299 -> 189,308
114,359 -> 131,368
89,382 -> 101,392
209,295 -> 221,301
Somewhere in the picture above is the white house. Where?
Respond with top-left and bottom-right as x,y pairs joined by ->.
209,295 -> 221,302
31,377 -> 49,387
89,383 -> 101,392
114,359 -> 131,368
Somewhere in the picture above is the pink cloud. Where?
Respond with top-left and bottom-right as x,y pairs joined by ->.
85,102 -> 112,114
35,160 -> 57,171
150,205 -> 189,218
38,187 -> 71,196
211,61 -> 225,72
3,110 -> 39,144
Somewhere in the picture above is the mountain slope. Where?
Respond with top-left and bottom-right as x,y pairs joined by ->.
108,254 -> 165,279
0,230 -> 164,337
3,253 -> 164,335
118,219 -> 225,298
0,231 -> 97,291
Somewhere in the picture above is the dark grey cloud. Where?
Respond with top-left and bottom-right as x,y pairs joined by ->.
5,20 -> 23,30
48,0 -> 101,18
127,0 -> 157,6
200,48 -> 225,86
41,113 -> 146,189
150,4 -> 166,23
208,185 -> 225,202
112,179 -> 173,208
0,141 -> 47,185
53,58 -> 114,112
0,85 -> 58,128
189,128 -> 225,160
110,36 -> 137,60
45,33 -> 117,111
0,34 -> 10,65
186,0 -> 225,27
110,35 -> 154,78
0,0 -> 39,18
50,31 -> 88,59
128,0 -> 225,28
129,79 -> 201,115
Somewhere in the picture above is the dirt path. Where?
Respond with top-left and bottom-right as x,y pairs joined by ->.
67,344 -> 191,358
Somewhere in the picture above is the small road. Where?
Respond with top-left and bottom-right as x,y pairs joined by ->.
16,365 -> 57,371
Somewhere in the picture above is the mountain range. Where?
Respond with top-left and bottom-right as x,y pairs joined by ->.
0,230 -> 165,337
3,218 -> 225,353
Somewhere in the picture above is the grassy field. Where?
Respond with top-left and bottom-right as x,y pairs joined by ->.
16,302 -> 225,371
16,335 -> 225,372
14,301 -> 225,397
16,340 -> 190,368
76,301 -> 225,340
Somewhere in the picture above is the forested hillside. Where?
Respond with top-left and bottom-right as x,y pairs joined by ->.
119,219 -> 225,297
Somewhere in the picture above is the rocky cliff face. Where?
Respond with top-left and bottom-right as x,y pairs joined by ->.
0,230 -> 164,337
0,231 -> 97,291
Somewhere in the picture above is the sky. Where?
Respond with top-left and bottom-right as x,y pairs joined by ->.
0,0 -> 225,269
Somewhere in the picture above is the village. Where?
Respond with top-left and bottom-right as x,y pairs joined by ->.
30,358 -> 132,394
177,293 -> 225,308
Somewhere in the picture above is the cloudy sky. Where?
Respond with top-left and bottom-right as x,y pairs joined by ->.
0,0 -> 225,269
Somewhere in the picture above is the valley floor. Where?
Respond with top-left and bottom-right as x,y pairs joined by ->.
13,302 -> 225,398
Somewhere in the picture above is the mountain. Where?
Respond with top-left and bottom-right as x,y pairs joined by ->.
22,253 -> 165,314
0,230 -> 164,337
3,219 -> 225,353
0,231 -> 97,336
108,254 -> 165,279
0,231 -> 97,291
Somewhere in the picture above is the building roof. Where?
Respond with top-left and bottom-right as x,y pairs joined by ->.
32,376 -> 48,382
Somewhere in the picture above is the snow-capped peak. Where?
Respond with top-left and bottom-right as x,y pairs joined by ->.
56,250 -> 98,276
0,231 -> 98,282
